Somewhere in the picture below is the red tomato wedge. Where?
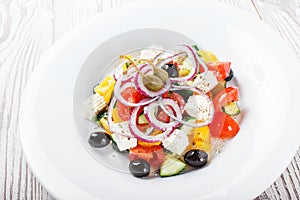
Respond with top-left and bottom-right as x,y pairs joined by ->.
207,62 -> 231,81
162,92 -> 185,112
169,92 -> 185,112
157,105 -> 177,123
209,112 -> 240,139
116,87 -> 145,121
213,86 -> 239,111
157,109 -> 171,123
129,145 -> 165,169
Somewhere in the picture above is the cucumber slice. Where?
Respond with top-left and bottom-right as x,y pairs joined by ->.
159,155 -> 186,177
138,114 -> 148,124
222,101 -> 241,116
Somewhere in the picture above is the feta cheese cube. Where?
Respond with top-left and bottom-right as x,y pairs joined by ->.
162,129 -> 189,155
82,93 -> 106,120
111,122 -> 137,151
184,95 -> 211,121
194,71 -> 218,93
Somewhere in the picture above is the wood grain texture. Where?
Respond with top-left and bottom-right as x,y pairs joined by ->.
252,1 -> 300,199
0,0 -> 53,199
0,0 -> 299,199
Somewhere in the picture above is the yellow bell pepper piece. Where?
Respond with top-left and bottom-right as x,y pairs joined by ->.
99,118 -> 112,134
94,76 -> 115,104
112,108 -> 123,123
197,50 -> 218,63
138,140 -> 161,147
179,67 -> 191,77
121,54 -> 133,71
191,126 -> 211,153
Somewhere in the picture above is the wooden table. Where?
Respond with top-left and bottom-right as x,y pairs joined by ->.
0,0 -> 299,199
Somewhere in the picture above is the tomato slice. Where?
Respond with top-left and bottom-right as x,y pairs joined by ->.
169,92 -> 185,112
116,87 -> 145,121
121,87 -> 145,103
207,62 -> 231,81
209,112 -> 240,139
163,92 -> 185,111
116,101 -> 130,121
129,145 -> 165,169
157,108 -> 171,123
158,92 -> 184,122
162,91 -> 170,98
213,86 -> 239,111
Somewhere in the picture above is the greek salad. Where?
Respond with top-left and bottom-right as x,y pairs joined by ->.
82,45 -> 242,178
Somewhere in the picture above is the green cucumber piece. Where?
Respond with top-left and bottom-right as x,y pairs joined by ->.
222,101 -> 241,116
159,156 -> 186,177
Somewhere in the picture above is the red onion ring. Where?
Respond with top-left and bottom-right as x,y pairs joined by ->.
114,75 -> 159,107
113,61 -> 127,81
156,46 -> 199,83
129,106 -> 175,143
134,65 -> 171,97
107,97 -> 132,137
144,99 -> 182,131
158,88 -> 214,128
155,51 -> 188,67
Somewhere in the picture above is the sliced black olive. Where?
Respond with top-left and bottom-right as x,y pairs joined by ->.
184,150 -> 208,168
88,132 -> 111,148
161,64 -> 179,78
129,159 -> 150,177
225,69 -> 234,82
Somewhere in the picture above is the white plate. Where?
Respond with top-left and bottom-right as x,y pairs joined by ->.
19,0 -> 300,199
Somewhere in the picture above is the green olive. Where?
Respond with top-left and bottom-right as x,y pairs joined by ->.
153,67 -> 169,82
143,75 -> 165,91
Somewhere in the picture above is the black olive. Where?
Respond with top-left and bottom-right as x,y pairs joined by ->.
96,111 -> 108,122
184,150 -> 208,168
225,69 -> 234,82
161,64 -> 179,78
129,159 -> 150,177
93,84 -> 98,94
88,132 -> 111,148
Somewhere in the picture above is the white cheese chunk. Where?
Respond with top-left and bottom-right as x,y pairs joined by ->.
184,95 -> 211,121
194,71 -> 218,93
111,133 -> 137,152
82,93 -> 106,120
162,129 -> 189,155
111,122 -> 137,151
114,121 -> 131,136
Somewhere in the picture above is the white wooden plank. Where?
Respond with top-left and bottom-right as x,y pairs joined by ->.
0,0 -> 299,200
53,0 -> 133,40
250,1 -> 300,199
0,0 -> 53,199
218,0 -> 259,15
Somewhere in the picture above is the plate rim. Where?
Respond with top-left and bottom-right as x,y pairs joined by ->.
19,0 -> 300,199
